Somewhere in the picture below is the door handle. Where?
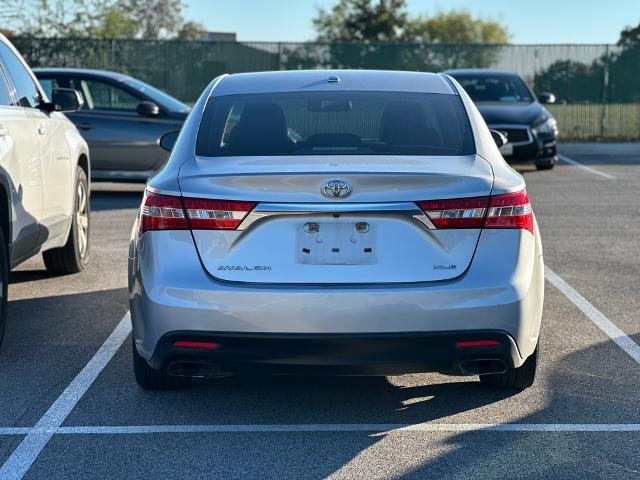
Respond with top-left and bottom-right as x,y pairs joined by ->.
37,125 -> 47,136
0,125 -> 8,137
76,122 -> 93,130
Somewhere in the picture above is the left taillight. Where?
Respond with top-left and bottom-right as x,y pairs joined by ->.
139,191 -> 256,235
140,191 -> 188,234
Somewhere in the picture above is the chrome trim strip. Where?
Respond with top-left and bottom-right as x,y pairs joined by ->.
237,202 -> 436,230
488,124 -> 533,146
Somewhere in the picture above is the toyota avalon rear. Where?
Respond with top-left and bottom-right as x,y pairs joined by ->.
128,70 -> 544,391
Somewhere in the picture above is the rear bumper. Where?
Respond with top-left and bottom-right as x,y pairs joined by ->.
129,226 -> 544,371
149,330 -> 520,375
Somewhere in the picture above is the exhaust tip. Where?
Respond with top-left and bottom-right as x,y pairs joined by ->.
459,358 -> 508,375
167,360 -> 220,378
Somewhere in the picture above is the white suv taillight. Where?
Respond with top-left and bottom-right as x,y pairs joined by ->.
417,189 -> 533,233
139,191 -> 255,234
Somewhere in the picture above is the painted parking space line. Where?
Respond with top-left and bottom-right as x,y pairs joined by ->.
0,424 -> 640,436
558,154 -> 616,180
0,312 -> 132,480
546,266 -> 640,365
55,423 -> 640,434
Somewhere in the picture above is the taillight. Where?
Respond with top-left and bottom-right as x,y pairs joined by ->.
416,197 -> 489,229
182,198 -> 255,230
417,189 -> 533,234
140,192 -> 188,234
139,191 -> 255,234
485,190 -> 534,233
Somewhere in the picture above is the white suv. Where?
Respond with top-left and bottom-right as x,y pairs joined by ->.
0,34 -> 90,347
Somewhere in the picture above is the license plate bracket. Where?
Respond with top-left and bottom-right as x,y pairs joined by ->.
499,142 -> 514,156
296,221 -> 377,265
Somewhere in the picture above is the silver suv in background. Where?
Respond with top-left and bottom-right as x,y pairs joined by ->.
0,34 -> 90,348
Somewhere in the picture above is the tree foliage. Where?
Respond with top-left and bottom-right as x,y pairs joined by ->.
405,10 -> 509,44
289,1 -> 510,71
313,1 -> 509,45
313,0 -> 409,42
617,23 -> 640,46
0,0 -> 205,39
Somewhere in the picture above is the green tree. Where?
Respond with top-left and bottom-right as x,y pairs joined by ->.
120,0 -> 185,39
617,22 -> 640,46
313,0 -> 409,42
176,20 -> 207,41
90,4 -> 138,39
0,0 -> 196,39
292,1 -> 510,70
406,10 -> 508,44
533,60 -> 602,103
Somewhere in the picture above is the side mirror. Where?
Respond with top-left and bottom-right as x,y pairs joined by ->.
538,92 -> 556,104
137,101 -> 160,117
46,87 -> 83,113
489,129 -> 508,148
159,130 -> 179,151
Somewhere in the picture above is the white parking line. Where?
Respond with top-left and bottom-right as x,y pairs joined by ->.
545,266 -> 640,365
54,423 -> 640,433
0,423 -> 639,436
0,266 -> 638,476
558,154 -> 616,180
0,312 -> 132,480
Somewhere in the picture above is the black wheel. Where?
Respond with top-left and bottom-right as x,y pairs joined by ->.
480,346 -> 538,390
535,156 -> 556,170
132,339 -> 190,390
0,228 -> 7,349
43,166 -> 90,274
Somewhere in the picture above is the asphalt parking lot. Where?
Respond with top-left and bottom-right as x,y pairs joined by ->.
0,145 -> 639,479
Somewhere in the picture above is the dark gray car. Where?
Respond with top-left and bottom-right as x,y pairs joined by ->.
34,68 -> 189,180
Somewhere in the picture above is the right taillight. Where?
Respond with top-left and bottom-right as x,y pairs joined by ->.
417,189 -> 533,234
139,190 -> 255,235
485,189 -> 533,233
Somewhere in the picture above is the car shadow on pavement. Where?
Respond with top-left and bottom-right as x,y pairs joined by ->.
186,374 -> 518,425
90,191 -> 143,212
8,269 -> 59,284
64,332 -> 640,479
336,336 -> 640,480
0,288 -> 129,427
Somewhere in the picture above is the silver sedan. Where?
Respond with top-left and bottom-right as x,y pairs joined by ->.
128,70 -> 544,391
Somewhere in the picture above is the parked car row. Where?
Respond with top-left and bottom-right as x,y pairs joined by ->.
34,68 -> 190,181
0,33 -> 550,394
0,33 -> 90,345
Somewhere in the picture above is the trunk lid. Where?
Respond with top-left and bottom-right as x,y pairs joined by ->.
178,154 -> 494,284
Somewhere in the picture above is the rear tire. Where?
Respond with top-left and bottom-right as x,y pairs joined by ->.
132,339 -> 190,390
43,166 -> 90,274
0,228 -> 8,349
535,157 -> 556,170
480,345 -> 538,390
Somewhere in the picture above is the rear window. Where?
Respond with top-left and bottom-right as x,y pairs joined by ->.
196,91 -> 474,157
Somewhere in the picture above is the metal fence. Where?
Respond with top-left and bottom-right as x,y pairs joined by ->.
11,37 -> 640,140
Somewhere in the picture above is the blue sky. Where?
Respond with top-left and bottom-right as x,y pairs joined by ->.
184,0 -> 639,43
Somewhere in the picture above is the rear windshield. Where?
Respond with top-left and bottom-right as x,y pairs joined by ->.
453,75 -> 533,103
196,91 -> 474,157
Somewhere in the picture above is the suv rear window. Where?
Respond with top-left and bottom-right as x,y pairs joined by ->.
196,91 -> 474,157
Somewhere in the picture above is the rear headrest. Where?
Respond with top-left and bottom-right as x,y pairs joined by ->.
380,101 -> 430,146
228,102 -> 291,153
